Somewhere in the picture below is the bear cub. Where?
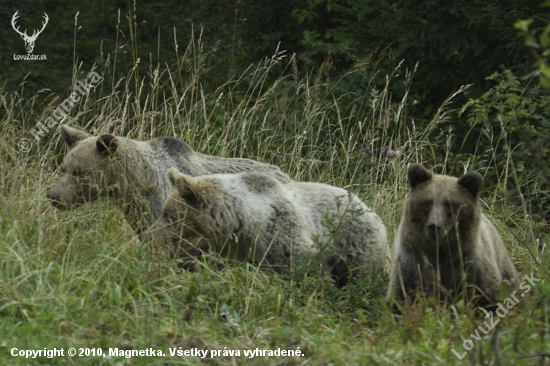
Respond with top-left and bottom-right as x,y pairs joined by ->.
387,164 -> 518,307
151,168 -> 389,287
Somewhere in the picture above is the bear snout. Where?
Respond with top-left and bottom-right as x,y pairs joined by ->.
426,223 -> 447,239
47,188 -> 60,202
425,206 -> 449,240
47,189 -> 68,209
143,220 -> 170,243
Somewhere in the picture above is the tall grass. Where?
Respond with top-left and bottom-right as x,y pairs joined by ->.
0,20 -> 548,365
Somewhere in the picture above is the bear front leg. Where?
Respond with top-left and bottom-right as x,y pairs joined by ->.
388,253 -> 421,302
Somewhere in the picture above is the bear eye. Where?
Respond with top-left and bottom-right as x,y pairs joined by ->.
423,200 -> 432,213
444,201 -> 458,215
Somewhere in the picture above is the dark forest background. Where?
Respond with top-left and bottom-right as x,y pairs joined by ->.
0,1 -> 545,108
1,0 -> 550,218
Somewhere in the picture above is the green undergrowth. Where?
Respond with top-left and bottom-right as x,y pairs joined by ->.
0,28 -> 549,365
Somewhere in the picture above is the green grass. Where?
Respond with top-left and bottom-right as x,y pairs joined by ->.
0,28 -> 549,366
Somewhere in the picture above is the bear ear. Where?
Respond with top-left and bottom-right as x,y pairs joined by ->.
458,171 -> 483,197
60,125 -> 91,147
97,134 -> 118,155
168,168 -> 201,206
408,164 -> 433,188
167,168 -> 185,189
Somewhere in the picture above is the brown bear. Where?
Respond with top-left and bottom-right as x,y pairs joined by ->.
386,164 -> 519,307
48,125 -> 291,238
149,169 -> 389,287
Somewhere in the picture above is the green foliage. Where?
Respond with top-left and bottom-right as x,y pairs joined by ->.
515,2 -> 550,88
460,71 -> 550,225
461,71 -> 550,234
459,3 -> 550,221
291,0 -> 546,115
3,0 -> 548,122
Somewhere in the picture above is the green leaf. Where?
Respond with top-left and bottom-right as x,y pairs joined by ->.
514,18 -> 534,32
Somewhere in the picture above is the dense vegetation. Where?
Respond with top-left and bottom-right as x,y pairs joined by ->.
1,0 -> 549,364
1,0 -> 546,104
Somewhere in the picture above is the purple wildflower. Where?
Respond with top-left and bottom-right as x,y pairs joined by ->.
361,147 -> 374,155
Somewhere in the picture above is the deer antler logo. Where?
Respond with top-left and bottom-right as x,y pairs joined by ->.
11,11 -> 49,54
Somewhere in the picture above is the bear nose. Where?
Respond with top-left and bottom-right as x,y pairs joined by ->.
47,190 -> 59,201
47,190 -> 67,208
426,223 -> 442,238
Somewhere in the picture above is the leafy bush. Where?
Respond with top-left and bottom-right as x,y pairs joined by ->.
291,0 -> 547,115
459,71 -> 550,239
459,4 -> 550,225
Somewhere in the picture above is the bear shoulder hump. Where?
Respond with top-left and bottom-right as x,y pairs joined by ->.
240,172 -> 281,193
157,137 -> 194,156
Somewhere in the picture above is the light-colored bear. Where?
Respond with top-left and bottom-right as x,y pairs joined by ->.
150,168 -> 388,286
48,125 -> 291,237
387,164 -> 519,307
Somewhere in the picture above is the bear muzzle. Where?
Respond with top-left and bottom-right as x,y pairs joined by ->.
143,220 -> 170,242
425,206 -> 449,240
425,223 -> 448,240
47,189 -> 70,209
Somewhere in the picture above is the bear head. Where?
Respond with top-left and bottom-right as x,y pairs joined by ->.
406,164 -> 483,244
48,125 -> 119,208
150,168 -> 243,245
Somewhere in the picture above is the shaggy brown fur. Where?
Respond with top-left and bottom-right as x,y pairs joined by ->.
48,125 -> 291,237
149,169 -> 389,287
387,164 -> 518,307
